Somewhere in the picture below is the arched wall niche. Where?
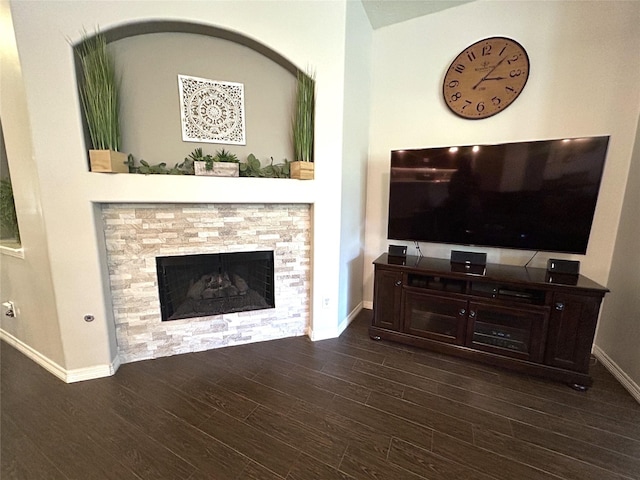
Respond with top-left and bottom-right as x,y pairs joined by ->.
73,20 -> 303,169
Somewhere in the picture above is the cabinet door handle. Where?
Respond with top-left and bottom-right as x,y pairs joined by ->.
555,302 -> 565,311
395,280 -> 402,287
458,308 -> 466,316
469,310 -> 476,318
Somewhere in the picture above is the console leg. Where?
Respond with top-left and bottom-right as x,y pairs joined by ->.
568,383 -> 589,392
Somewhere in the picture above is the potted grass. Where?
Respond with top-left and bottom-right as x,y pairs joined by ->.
290,69 -> 315,180
189,148 -> 239,177
77,31 -> 128,173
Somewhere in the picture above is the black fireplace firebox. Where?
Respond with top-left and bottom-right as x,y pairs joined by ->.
156,251 -> 275,321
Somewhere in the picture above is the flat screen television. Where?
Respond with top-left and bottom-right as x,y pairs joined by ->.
387,136 -> 610,254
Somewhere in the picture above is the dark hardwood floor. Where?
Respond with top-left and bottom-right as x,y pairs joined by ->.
2,309 -> 639,480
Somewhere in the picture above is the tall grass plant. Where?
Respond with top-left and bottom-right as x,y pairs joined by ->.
292,70 -> 315,162
77,31 -> 121,151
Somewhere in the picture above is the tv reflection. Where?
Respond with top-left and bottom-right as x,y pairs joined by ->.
438,154 -> 482,240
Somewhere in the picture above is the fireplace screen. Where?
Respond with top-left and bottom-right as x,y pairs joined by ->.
156,251 -> 275,321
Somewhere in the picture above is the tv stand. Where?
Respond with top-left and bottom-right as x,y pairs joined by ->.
370,254 -> 609,389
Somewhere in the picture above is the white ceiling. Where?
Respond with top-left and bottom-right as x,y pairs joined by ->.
361,0 -> 474,29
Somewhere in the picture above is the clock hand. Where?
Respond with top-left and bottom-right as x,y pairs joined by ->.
483,76 -> 506,81
472,56 -> 508,90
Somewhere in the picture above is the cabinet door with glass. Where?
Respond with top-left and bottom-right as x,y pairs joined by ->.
466,302 -> 548,362
403,291 -> 468,345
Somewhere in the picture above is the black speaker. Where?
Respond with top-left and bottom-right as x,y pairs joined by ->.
388,245 -> 407,257
450,250 -> 487,266
547,259 -> 580,275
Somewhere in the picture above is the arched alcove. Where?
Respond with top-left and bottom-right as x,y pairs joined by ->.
73,21 -> 301,169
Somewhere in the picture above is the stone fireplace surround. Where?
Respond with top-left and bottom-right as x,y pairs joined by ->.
102,203 -> 311,363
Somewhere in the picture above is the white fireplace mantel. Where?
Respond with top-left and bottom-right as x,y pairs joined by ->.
85,172 -> 318,205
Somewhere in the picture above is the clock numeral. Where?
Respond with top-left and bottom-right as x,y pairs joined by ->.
476,102 -> 485,113
461,100 -> 472,110
510,69 -> 523,78
482,44 -> 492,56
467,51 -> 476,62
454,64 -> 466,74
448,80 -> 459,89
498,45 -> 507,56
492,96 -> 502,106
505,85 -> 516,93
507,54 -> 520,65
451,92 -> 462,102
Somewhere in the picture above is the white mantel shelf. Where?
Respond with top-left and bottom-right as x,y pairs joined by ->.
84,172 -> 317,205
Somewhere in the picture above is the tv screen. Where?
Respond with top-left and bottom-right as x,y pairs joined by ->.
387,136 -> 609,254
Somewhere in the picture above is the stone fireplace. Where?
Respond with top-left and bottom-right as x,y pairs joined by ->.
101,203 -> 310,363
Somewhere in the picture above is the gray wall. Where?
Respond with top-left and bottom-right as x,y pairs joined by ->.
110,32 -> 296,168
339,1 -> 372,325
596,119 -> 640,395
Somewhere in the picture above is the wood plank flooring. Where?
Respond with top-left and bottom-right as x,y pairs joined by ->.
2,309 -> 639,479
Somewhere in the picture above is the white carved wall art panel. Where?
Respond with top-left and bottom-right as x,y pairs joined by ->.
178,75 -> 246,145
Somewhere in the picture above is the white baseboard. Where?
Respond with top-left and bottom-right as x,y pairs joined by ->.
1,329 -> 67,381
337,302 -> 363,336
592,345 -> 640,404
66,357 -> 120,383
309,324 -> 340,341
309,302 -> 363,341
363,300 -> 373,310
1,329 -> 119,383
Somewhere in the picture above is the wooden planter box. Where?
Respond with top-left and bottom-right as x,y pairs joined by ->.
290,161 -> 314,180
89,150 -> 129,173
194,161 -> 239,177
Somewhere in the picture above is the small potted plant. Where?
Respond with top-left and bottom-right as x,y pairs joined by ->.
77,30 -> 128,173
188,147 -> 213,176
189,147 -> 239,177
290,69 -> 315,180
211,148 -> 240,177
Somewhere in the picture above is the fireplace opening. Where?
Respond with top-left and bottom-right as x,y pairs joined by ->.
156,251 -> 275,321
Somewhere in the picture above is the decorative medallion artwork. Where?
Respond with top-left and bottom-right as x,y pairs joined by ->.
178,75 -> 246,145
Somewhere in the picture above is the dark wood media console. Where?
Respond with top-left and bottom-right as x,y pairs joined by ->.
370,253 -> 609,389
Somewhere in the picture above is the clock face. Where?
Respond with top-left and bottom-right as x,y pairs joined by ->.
443,37 -> 530,119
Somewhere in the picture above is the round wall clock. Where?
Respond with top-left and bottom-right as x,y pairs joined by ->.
443,36 -> 530,119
